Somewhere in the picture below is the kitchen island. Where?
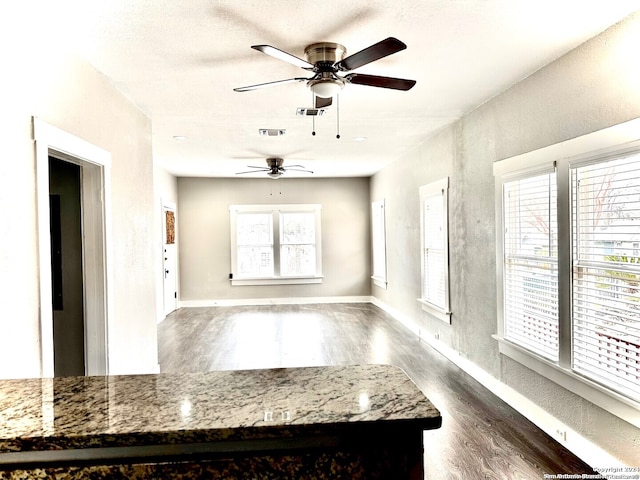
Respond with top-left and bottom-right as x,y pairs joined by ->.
0,364 -> 441,479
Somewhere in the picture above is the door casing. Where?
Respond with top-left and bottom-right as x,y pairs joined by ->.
34,118 -> 112,377
162,200 -> 178,318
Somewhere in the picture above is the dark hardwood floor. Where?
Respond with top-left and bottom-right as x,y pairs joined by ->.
158,303 -> 597,479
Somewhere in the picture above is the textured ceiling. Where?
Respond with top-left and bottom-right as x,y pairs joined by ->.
19,1 -> 640,177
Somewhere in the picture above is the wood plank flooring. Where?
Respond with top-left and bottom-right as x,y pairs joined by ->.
158,303 -> 597,479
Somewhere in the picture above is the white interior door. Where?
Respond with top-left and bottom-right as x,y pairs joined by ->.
162,202 -> 178,317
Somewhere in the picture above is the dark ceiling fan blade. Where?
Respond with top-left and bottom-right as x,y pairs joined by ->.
345,73 -> 416,91
234,77 -> 309,92
335,37 -> 407,71
252,45 -> 314,69
315,96 -> 333,108
285,167 -> 314,174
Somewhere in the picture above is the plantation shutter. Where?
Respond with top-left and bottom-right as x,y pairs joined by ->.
571,154 -> 640,400
502,171 -> 559,361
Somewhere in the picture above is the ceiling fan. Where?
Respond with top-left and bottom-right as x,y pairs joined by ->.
233,37 -> 416,108
236,158 -> 313,179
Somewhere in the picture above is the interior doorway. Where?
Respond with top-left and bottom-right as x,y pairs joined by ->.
162,201 -> 178,318
34,118 -> 111,377
49,157 -> 85,376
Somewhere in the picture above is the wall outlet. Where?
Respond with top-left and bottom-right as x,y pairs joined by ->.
556,429 -> 567,442
434,332 -> 440,340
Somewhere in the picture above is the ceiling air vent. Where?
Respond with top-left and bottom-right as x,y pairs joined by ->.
296,108 -> 327,117
259,129 -> 286,137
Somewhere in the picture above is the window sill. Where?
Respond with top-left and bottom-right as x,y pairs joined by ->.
493,335 -> 640,428
231,276 -> 323,286
372,276 -> 388,289
417,299 -> 451,324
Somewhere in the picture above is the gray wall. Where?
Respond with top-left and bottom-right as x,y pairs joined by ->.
178,177 -> 371,302
0,44 -> 158,377
371,12 -> 640,465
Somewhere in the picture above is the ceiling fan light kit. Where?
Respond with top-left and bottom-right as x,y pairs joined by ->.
308,76 -> 345,98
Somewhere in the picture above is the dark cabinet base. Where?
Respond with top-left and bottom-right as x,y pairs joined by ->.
0,433 -> 424,480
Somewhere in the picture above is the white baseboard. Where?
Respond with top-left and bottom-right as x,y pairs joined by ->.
371,298 -> 626,471
178,296 -> 373,308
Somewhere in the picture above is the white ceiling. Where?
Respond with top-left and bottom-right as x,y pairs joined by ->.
32,1 -> 640,177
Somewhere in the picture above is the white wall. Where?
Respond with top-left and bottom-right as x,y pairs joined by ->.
178,177 -> 371,302
371,12 -> 640,465
0,26 -> 158,377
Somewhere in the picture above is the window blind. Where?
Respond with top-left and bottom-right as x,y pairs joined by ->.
572,155 -> 640,400
422,193 -> 446,309
371,200 -> 387,283
503,172 -> 559,361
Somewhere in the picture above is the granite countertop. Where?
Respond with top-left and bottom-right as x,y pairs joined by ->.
0,364 -> 441,454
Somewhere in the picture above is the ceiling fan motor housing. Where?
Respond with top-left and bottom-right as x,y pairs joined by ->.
266,157 -> 284,168
305,42 -> 347,98
304,42 -> 346,65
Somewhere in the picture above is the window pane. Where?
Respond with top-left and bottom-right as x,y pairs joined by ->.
423,248 -> 445,306
281,245 -> 316,276
238,246 -> 273,277
279,211 -> 317,277
421,187 -> 448,311
372,200 -> 387,281
423,195 -> 443,249
503,173 -> 559,361
281,212 -> 315,244
237,213 -> 272,246
572,154 -> 640,400
236,213 -> 273,277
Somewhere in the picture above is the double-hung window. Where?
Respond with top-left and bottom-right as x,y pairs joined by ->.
229,204 -> 322,285
419,178 -> 451,323
495,126 -> 640,424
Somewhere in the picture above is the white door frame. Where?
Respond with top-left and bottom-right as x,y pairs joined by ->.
161,200 -> 178,318
33,117 -> 112,377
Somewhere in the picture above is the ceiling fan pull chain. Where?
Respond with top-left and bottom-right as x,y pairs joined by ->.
311,91 -> 317,136
336,94 -> 340,139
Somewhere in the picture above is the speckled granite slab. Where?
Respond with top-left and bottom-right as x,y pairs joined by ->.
0,364 -> 441,454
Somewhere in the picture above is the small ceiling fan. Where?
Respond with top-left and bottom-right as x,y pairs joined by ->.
233,37 -> 416,108
236,158 -> 313,179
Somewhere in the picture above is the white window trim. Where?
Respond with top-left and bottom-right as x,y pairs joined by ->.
493,117 -> 640,427
418,177 -> 451,324
229,204 -> 323,286
371,199 -> 388,289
